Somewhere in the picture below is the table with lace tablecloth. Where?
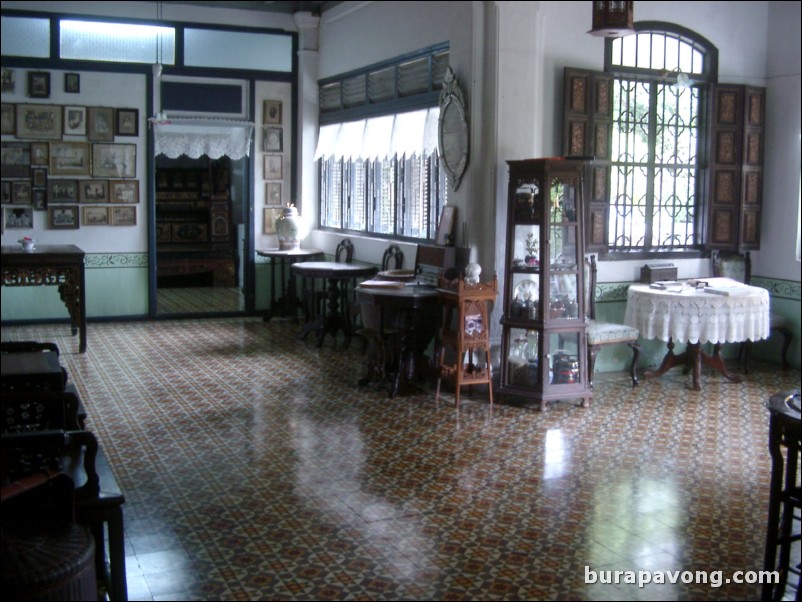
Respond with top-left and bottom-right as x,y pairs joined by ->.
624,283 -> 770,390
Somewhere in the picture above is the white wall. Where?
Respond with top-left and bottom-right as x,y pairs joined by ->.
753,0 -> 802,282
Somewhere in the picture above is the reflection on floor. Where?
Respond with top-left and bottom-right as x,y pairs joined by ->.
2,318 -> 800,601
157,287 -> 245,315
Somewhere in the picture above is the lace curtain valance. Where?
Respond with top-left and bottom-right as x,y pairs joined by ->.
152,118 -> 254,160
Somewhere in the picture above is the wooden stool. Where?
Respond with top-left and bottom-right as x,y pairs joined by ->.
436,275 -> 498,407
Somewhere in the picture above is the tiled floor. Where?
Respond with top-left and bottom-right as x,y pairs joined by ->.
2,317 -> 799,601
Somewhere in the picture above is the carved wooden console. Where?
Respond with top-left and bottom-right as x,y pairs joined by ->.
1,245 -> 87,352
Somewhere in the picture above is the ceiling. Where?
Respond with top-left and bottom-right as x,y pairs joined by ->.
158,1 -> 342,16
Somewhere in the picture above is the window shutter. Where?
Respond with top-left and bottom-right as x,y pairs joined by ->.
562,67 -> 613,253
705,84 -> 765,250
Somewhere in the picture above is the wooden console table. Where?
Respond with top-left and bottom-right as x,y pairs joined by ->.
1,245 -> 87,353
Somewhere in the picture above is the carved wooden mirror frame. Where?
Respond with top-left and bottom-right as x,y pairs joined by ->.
438,66 -> 469,191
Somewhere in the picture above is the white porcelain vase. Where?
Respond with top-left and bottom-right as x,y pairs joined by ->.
275,205 -> 301,250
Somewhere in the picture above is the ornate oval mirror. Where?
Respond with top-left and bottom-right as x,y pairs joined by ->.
438,67 -> 469,191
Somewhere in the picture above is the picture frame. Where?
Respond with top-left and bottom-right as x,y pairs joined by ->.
263,207 -> 281,235
11,181 -> 32,204
1,103 -> 14,135
50,142 -> 91,176
115,108 -> 139,137
5,207 -> 34,229
1,68 -> 15,94
32,188 -> 47,211
49,205 -> 80,229
30,142 -> 49,166
16,104 -> 62,140
263,100 -> 282,125
64,72 -> 80,94
264,154 -> 282,180
83,206 -> 110,226
88,107 -> 115,142
64,106 -> 87,136
109,180 -> 139,204
263,127 -> 283,152
265,181 -> 282,205
92,144 -> 136,178
111,205 -> 137,226
47,180 -> 79,204
31,166 -> 47,188
1,142 -> 31,178
1,181 -> 11,204
78,179 -> 109,203
27,71 -> 50,98
434,205 -> 456,246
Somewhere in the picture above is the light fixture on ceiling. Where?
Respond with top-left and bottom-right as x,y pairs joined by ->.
588,1 -> 635,38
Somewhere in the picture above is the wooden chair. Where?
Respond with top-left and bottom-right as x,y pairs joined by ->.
712,250 -> 793,370
382,244 -> 404,271
586,255 -> 640,388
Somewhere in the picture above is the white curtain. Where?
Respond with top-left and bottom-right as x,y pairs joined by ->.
314,107 -> 439,162
153,118 -> 254,159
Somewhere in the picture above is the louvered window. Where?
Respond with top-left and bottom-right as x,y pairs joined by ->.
318,45 -> 449,241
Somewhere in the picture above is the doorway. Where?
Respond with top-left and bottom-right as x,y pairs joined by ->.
154,155 -> 247,316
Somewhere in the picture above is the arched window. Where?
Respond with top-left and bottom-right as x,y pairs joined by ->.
606,23 -> 717,252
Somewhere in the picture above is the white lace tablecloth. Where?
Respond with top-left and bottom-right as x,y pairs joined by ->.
624,284 -> 770,344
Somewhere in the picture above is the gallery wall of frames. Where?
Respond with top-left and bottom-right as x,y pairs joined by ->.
1,68 -> 144,238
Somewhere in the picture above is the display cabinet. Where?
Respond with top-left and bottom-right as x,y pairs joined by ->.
498,158 -> 591,410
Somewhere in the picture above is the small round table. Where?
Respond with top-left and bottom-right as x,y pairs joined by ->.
256,248 -> 323,322
624,283 -> 770,390
291,261 -> 377,347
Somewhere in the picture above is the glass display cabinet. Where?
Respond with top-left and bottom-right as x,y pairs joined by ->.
498,158 -> 591,410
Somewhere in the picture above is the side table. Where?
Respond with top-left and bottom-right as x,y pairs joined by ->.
436,275 -> 498,407
256,248 -> 323,322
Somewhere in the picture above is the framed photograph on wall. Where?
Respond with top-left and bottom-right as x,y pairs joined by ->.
88,107 -> 115,142
16,104 -> 62,139
264,154 -> 282,180
1,68 -> 15,93
11,181 -> 32,204
266,181 -> 282,205
1,142 -> 31,178
64,72 -> 80,94
47,180 -> 79,204
31,167 -> 47,188
50,142 -> 91,176
109,180 -> 139,203
30,142 -> 49,166
78,179 -> 109,203
48,205 -> 79,229
64,106 -> 87,136
27,71 -> 50,98
111,205 -> 137,226
263,100 -> 282,125
83,206 -> 110,226
92,144 -> 136,178
434,205 -> 456,246
5,207 -> 34,229
115,108 -> 139,136
263,207 -> 281,234
32,188 -> 47,210
1,103 -> 14,135
263,127 -> 283,152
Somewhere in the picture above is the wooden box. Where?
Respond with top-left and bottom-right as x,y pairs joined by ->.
640,263 -> 678,283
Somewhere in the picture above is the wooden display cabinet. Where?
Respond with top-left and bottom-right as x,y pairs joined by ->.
498,158 -> 591,410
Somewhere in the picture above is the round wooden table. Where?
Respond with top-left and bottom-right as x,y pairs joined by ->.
256,248 -> 324,322
291,261 -> 377,347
